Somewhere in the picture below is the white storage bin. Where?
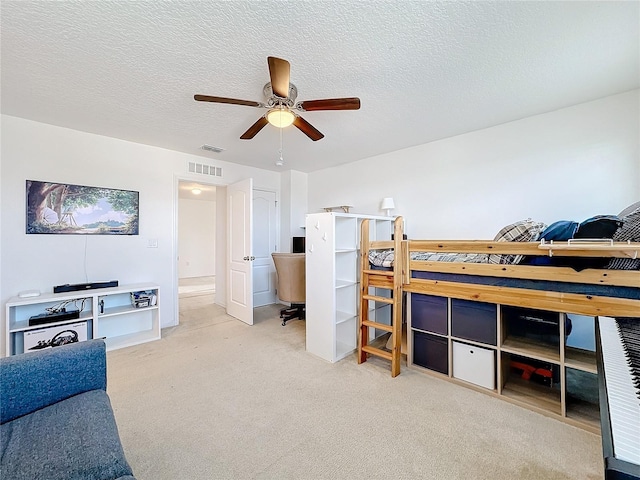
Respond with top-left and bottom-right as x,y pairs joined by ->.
452,341 -> 495,390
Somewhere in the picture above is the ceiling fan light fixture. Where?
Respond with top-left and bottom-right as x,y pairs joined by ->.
195,57 -> 357,141
266,108 -> 295,128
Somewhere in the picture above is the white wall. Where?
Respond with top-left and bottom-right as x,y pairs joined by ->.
1,115 -> 280,352
178,197 -> 215,278
290,170 -> 308,238
309,90 -> 640,239
279,170 -> 308,253
214,187 -> 227,306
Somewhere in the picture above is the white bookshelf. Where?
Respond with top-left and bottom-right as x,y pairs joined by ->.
305,212 -> 394,362
5,283 -> 160,356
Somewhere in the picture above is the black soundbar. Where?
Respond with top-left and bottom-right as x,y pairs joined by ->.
29,310 -> 80,326
54,280 -> 118,293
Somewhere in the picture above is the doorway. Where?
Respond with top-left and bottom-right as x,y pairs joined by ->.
174,178 -> 278,325
177,181 -> 216,310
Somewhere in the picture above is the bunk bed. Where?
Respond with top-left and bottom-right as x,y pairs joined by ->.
357,211 -> 640,432
365,216 -> 640,317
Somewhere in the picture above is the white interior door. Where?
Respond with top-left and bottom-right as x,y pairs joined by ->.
227,178 -> 253,325
253,190 -> 277,307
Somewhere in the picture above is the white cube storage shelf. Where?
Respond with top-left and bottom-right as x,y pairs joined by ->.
5,283 -> 160,356
452,341 -> 495,390
408,292 -> 601,432
305,212 -> 394,363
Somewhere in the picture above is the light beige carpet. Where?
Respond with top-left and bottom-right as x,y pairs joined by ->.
106,298 -> 603,480
178,276 -> 216,297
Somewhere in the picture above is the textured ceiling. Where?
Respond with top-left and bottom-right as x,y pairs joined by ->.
2,1 -> 639,173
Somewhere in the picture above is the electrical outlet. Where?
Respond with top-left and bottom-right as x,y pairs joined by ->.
147,238 -> 158,248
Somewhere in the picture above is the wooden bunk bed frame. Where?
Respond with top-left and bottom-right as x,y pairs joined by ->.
358,216 -> 640,432
362,217 -> 640,315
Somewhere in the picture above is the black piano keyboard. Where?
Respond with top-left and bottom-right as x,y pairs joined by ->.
618,318 -> 640,401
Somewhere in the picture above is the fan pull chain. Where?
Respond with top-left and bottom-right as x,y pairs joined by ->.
276,125 -> 284,166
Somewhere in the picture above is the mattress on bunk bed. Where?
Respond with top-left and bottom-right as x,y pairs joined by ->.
369,207 -> 640,272
410,270 -> 640,300
368,246 -> 640,301
369,218 -> 544,269
369,250 -> 488,268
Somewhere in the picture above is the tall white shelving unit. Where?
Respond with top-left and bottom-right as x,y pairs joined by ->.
305,212 -> 394,363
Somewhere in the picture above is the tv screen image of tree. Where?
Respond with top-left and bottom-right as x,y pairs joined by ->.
26,180 -> 139,235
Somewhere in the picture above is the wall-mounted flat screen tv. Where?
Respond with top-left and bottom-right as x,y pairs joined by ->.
26,180 -> 139,235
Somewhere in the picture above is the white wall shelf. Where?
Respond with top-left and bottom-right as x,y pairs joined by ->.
5,283 -> 160,356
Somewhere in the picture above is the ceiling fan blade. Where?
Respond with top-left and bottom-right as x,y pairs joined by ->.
267,56 -> 290,98
240,116 -> 269,140
194,94 -> 261,108
297,97 -> 361,111
293,116 -> 324,141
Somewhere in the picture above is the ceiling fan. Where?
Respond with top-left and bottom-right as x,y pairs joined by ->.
194,56 -> 360,141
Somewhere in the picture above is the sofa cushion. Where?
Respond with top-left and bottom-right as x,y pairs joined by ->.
0,390 -> 133,480
1,340 -> 107,424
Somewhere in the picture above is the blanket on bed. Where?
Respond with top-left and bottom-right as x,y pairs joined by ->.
369,251 -> 488,268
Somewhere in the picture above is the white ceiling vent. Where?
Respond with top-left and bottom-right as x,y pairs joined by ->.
201,144 -> 225,153
188,161 -> 223,177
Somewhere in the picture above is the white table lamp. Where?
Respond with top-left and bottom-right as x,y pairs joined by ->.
380,197 -> 395,216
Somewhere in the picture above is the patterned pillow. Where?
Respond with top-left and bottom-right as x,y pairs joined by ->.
607,206 -> 640,270
488,219 -> 547,265
618,201 -> 640,218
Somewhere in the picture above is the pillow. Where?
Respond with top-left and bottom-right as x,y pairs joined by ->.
488,219 -> 547,265
523,220 -> 578,267
574,215 -> 622,239
618,201 -> 640,218
539,221 -> 579,241
607,206 -> 640,270
570,215 -> 623,270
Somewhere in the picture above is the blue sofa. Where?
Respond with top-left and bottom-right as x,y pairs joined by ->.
0,339 -> 135,480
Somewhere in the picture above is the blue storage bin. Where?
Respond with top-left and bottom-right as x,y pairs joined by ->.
411,294 -> 448,335
413,331 -> 448,374
451,299 -> 497,345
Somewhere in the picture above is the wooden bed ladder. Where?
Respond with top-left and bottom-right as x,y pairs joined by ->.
358,216 -> 405,377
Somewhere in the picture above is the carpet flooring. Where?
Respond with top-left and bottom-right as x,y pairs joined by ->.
178,276 -> 216,297
105,296 -> 603,480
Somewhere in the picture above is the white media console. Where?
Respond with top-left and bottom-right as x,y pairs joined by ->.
5,283 -> 160,356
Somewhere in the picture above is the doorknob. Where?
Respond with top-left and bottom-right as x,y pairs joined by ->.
243,256 -> 249,261
250,256 -> 255,261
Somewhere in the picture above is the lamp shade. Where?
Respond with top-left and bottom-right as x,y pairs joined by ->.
380,197 -> 395,211
267,109 -> 295,128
